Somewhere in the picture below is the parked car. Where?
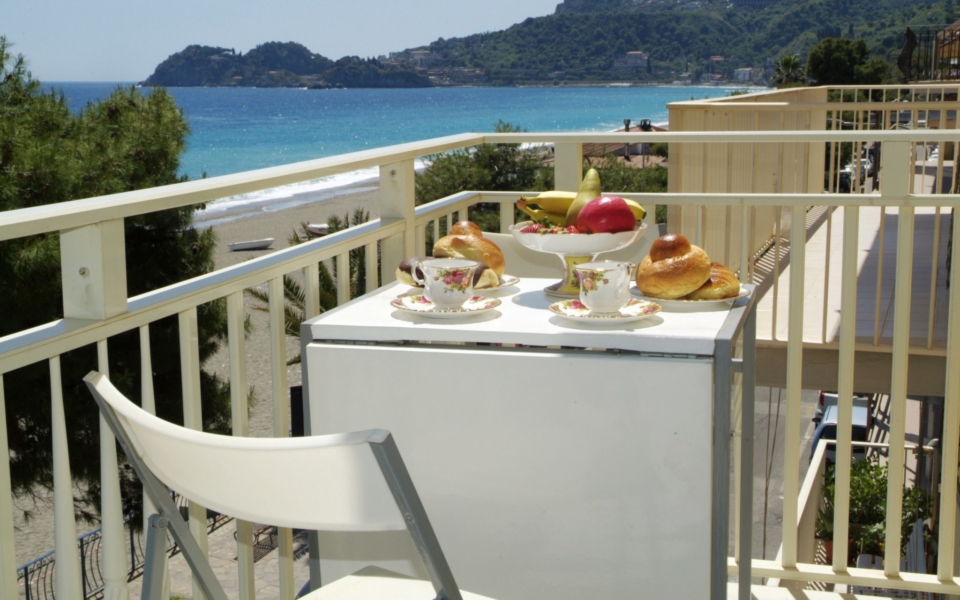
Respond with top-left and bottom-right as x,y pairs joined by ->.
815,390 -> 872,422
842,162 -> 868,182
837,170 -> 852,193
810,404 -> 870,464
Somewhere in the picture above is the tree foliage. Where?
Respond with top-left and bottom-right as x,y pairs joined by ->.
0,39 -> 232,522
807,38 -> 890,85
410,0 -> 939,83
416,121 -> 553,232
772,54 -> 805,87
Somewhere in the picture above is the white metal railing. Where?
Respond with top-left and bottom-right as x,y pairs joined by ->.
0,94 -> 959,598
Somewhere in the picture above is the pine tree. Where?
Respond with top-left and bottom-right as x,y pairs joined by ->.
0,38 -> 233,524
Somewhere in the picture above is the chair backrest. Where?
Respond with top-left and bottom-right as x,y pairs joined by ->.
84,371 -> 405,532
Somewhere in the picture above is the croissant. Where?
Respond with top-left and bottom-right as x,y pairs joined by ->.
635,234 -> 711,299
685,262 -> 741,300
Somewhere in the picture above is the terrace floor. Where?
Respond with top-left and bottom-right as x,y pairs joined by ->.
754,163 -> 953,351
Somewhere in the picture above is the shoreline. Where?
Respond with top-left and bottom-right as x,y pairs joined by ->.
134,82 -> 769,90
203,180 -> 383,270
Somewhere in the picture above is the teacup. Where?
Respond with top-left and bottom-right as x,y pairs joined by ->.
408,258 -> 479,309
574,261 -> 637,314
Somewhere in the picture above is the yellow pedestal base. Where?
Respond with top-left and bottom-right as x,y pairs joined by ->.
543,255 -> 594,297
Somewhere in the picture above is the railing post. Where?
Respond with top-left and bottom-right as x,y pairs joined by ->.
139,326 -> 170,599
0,376 -> 17,600
50,357 -> 83,599
59,219 -> 127,320
379,159 -> 416,284
267,278 -> 295,599
178,309 -> 209,600
97,341 -> 130,600
554,142 -> 583,192
883,140 -> 914,577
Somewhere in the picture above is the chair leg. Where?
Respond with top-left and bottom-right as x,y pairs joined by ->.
370,434 -> 462,600
141,514 -> 169,600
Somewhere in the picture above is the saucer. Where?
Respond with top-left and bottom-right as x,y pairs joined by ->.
548,298 -> 662,323
406,274 -> 519,290
391,295 -> 501,319
630,285 -> 750,309
497,274 -> 521,288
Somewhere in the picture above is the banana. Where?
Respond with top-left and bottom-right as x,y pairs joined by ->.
519,190 -> 577,214
515,200 -> 567,226
623,198 -> 647,222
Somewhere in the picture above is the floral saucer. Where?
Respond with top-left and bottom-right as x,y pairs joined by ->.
407,274 -> 519,290
391,295 -> 501,319
548,298 -> 662,323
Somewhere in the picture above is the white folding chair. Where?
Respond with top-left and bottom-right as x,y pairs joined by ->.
83,371 -> 496,600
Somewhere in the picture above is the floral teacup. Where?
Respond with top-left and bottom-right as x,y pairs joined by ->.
574,261 -> 637,314
409,258 -> 479,309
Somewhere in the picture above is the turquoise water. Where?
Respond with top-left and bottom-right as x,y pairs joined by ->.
51,83 -> 738,180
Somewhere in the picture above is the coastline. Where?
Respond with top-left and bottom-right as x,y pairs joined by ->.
198,179 -> 382,269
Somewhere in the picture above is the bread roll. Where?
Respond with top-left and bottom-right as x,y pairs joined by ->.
685,262 -> 741,300
635,234 -> 711,299
433,235 -> 505,276
396,256 -> 499,289
450,220 -> 482,236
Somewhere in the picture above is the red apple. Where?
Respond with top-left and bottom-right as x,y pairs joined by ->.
576,195 -> 637,234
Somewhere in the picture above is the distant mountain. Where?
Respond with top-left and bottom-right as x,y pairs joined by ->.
143,42 -> 430,88
145,0 -> 955,88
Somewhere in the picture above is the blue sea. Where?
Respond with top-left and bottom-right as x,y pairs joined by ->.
49,83 -> 740,215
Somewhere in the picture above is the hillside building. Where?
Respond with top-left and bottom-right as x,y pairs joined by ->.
733,67 -> 754,82
410,51 -> 441,68
613,51 -> 649,69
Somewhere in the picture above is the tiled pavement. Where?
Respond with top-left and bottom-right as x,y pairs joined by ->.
125,520 -> 312,599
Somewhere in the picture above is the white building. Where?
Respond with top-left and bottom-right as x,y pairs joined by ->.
734,67 -> 754,82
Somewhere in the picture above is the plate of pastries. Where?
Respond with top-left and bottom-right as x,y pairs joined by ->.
632,233 -> 748,307
395,220 -> 519,290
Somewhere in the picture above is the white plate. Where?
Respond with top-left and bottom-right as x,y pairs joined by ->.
630,285 -> 750,308
391,295 -> 501,319
548,298 -> 662,323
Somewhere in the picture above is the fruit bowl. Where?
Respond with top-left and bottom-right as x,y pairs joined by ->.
510,222 -> 646,255
509,221 -> 648,296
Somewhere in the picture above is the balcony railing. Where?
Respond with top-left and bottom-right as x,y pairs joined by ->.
1,84 -> 959,599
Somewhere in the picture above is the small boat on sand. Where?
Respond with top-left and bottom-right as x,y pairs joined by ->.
306,223 -> 329,238
228,238 -> 275,251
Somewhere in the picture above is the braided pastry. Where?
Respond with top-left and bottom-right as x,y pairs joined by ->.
685,262 -> 741,300
635,234 -> 711,299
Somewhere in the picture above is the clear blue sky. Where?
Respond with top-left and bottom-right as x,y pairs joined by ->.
5,0 -> 561,82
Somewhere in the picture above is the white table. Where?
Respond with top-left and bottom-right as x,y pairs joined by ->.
302,278 -> 756,600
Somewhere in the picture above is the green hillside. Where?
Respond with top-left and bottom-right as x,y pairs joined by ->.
408,0 -> 955,83
144,42 -> 429,88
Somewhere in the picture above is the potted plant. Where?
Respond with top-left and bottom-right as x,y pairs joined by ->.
815,468 -> 836,562
818,457 -> 932,565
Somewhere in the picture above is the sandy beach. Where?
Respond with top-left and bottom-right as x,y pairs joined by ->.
199,180 -> 384,438
12,179 -> 384,568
